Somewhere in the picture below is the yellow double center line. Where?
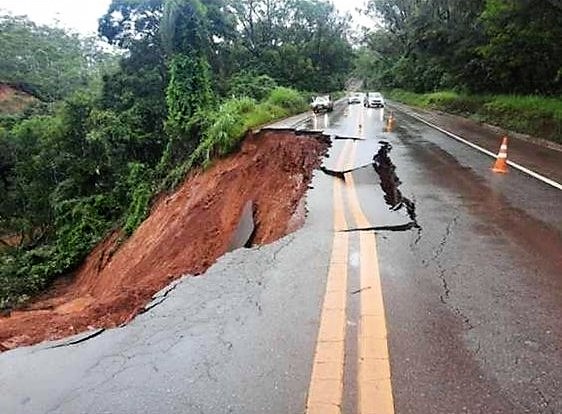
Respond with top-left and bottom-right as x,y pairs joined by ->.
305,138 -> 352,414
306,107 -> 394,414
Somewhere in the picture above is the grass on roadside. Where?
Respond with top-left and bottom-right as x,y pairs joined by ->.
387,89 -> 562,143
161,87 -> 308,189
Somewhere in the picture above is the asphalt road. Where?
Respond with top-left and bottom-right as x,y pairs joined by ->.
1,103 -> 561,414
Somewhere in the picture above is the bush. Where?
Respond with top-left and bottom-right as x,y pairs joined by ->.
0,193 -> 115,309
387,89 -> 428,107
187,98 -> 255,169
122,162 -> 153,235
181,87 -> 307,177
266,87 -> 307,114
203,104 -> 247,156
482,95 -> 562,142
228,72 -> 278,101
424,91 -> 485,115
388,89 -> 562,143
0,246 -> 54,309
123,183 -> 151,235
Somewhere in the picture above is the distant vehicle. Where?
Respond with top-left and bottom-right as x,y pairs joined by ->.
364,92 -> 385,108
311,95 -> 334,113
348,93 -> 362,104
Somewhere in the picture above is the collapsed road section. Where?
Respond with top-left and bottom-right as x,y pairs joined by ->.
372,141 -> 420,228
0,130 -> 329,351
323,140 -> 421,233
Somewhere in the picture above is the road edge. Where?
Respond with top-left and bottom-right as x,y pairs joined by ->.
389,102 -> 562,191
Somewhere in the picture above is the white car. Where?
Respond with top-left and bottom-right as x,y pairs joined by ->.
364,92 -> 385,108
348,93 -> 362,104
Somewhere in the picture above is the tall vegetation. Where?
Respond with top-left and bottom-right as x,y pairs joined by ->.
359,0 -> 562,95
221,0 -> 354,92
387,90 -> 562,143
0,15 -> 114,100
0,0 -> 351,309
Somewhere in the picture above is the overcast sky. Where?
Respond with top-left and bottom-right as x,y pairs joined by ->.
0,0 -> 371,35
0,0 -> 112,34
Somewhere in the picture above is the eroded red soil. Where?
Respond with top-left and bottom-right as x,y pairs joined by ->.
0,83 -> 15,100
0,83 -> 37,114
0,130 -> 328,350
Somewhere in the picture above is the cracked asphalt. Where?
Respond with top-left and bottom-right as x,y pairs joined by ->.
1,103 -> 561,414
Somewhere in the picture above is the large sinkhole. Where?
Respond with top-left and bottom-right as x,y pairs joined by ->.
0,129 -> 329,351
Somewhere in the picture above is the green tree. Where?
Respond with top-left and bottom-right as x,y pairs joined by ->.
477,0 -> 562,94
161,0 -> 214,131
222,0 -> 353,91
0,15 -> 113,100
362,0 -> 561,94
228,72 -> 278,100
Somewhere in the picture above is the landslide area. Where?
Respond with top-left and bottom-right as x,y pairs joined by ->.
0,83 -> 38,115
0,130 -> 328,351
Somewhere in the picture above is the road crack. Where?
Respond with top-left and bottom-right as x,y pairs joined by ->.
430,215 -> 459,264
423,215 -> 474,329
47,328 -> 105,349
342,222 -> 419,232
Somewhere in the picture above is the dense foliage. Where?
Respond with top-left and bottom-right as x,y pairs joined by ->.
0,15 -> 114,100
0,0 -> 350,309
388,89 -> 562,143
359,0 -> 562,95
221,0 -> 354,92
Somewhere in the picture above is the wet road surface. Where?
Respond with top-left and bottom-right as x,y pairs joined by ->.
350,105 -> 562,413
1,103 -> 561,413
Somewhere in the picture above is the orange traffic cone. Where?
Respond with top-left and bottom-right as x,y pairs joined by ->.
386,112 -> 395,132
492,136 -> 509,173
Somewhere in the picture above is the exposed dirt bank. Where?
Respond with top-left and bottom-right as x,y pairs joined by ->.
0,130 -> 328,351
0,83 -> 37,114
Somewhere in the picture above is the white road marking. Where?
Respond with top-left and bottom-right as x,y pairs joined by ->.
395,108 -> 562,191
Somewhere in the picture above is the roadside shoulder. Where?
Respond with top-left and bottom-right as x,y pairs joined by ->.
389,101 -> 562,185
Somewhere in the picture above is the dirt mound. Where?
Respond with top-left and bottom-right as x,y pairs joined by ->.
0,130 -> 328,351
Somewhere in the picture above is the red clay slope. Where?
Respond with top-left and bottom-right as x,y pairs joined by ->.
0,83 -> 37,114
0,130 -> 328,350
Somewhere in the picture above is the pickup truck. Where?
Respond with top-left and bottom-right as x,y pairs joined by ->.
310,95 -> 334,113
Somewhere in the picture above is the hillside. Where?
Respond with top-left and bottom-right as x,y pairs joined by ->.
0,83 -> 37,115
0,129 -> 328,350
